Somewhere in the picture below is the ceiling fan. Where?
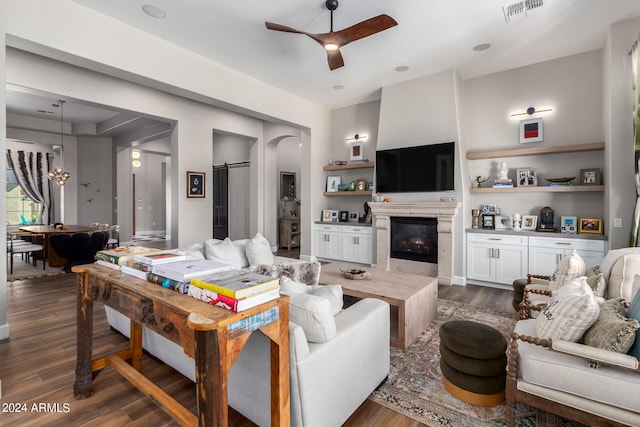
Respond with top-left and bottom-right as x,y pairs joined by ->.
265,0 -> 397,70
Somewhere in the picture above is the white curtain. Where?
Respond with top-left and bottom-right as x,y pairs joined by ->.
6,149 -> 53,225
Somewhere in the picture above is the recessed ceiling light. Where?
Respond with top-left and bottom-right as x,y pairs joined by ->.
473,43 -> 491,51
142,5 -> 166,18
395,65 -> 410,72
333,84 -> 346,90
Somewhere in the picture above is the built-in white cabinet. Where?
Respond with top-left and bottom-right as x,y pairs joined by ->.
314,223 -> 372,264
528,236 -> 607,276
466,233 -> 529,285
466,231 -> 608,286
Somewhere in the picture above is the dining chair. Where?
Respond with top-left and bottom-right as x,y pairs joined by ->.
106,225 -> 120,249
7,232 -> 45,274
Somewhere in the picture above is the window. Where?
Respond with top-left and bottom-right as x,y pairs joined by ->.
6,168 -> 41,225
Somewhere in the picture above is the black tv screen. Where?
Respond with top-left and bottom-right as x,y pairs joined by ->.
375,142 -> 455,193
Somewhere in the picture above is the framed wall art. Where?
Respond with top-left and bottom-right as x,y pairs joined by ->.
349,141 -> 364,161
522,215 -> 538,231
356,178 -> 367,191
326,176 -> 341,192
348,212 -> 359,223
516,168 -> 537,186
579,218 -> 603,235
580,168 -> 601,185
187,171 -> 205,198
519,118 -> 543,143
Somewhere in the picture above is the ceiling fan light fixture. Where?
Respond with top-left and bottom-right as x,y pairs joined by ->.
324,43 -> 339,52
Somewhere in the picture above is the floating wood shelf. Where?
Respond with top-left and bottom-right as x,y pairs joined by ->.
470,185 -> 604,194
323,191 -> 372,196
323,161 -> 375,171
465,142 -> 605,160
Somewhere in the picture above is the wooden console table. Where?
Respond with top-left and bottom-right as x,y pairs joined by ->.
72,263 -> 290,426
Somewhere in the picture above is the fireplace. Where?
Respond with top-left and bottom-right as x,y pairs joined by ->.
391,217 -> 437,263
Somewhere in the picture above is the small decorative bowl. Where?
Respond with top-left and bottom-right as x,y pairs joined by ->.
337,184 -> 349,191
340,268 -> 370,280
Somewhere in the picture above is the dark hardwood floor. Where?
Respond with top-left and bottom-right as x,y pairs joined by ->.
0,254 -> 512,426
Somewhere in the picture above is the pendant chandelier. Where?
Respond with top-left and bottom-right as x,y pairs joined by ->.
48,100 -> 71,185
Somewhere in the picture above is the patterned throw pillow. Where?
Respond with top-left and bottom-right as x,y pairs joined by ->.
584,298 -> 640,355
253,261 -> 321,286
627,290 -> 640,359
585,267 -> 606,299
536,276 -> 600,342
548,251 -> 586,293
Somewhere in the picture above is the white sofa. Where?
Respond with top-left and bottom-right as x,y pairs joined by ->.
105,234 -> 391,426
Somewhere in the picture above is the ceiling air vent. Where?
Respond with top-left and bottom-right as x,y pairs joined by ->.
503,0 -> 544,23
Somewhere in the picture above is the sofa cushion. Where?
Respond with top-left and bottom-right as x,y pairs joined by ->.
280,276 -> 343,315
549,251 -> 586,292
627,289 -> 640,359
515,319 -> 640,414
254,261 -> 321,286
288,293 -> 336,343
584,298 -> 640,357
536,277 -> 600,342
245,233 -> 274,266
204,237 -> 243,269
609,254 -> 640,300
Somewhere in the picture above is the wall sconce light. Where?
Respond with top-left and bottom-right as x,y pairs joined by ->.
510,106 -> 553,117
132,160 -> 142,168
131,150 -> 141,159
345,134 -> 368,142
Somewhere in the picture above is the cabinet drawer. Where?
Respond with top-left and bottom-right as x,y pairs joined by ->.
529,236 -> 605,252
314,224 -> 342,233
467,233 -> 528,246
341,226 -> 372,235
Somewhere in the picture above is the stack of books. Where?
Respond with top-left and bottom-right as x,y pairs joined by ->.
189,270 -> 280,312
121,250 -> 187,280
148,259 -> 233,294
492,178 -> 514,188
95,246 -> 164,270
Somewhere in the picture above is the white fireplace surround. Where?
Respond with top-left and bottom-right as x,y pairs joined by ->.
368,202 -> 461,285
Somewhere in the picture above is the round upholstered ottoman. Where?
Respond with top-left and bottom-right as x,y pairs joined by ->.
439,320 -> 507,407
512,278 -> 528,315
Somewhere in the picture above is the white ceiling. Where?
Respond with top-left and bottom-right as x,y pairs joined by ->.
67,0 -> 640,109
6,0 -> 640,136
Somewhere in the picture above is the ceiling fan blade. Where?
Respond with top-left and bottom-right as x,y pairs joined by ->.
331,14 -> 398,47
265,22 -> 305,34
327,49 -> 345,70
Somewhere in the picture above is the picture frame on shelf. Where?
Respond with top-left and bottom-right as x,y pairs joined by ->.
356,178 -> 367,191
330,210 -> 339,222
367,182 -> 374,191
339,211 -> 348,222
322,210 -> 333,222
326,176 -> 341,192
580,168 -> 601,185
349,141 -> 364,161
516,168 -> 537,186
348,212 -> 359,223
519,118 -> 543,143
494,215 -> 512,230
522,215 -> 538,231
560,216 -> 577,234
481,214 -> 495,230
186,171 -> 205,198
482,203 -> 497,214
579,218 -> 603,235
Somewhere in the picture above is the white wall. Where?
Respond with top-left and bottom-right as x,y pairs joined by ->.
76,136 -> 113,226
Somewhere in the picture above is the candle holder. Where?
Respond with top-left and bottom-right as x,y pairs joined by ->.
472,209 -> 481,229
512,215 -> 522,232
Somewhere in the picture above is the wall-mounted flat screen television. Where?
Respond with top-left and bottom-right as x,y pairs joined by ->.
375,142 -> 455,193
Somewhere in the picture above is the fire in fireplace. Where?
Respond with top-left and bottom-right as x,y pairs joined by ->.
390,217 -> 438,263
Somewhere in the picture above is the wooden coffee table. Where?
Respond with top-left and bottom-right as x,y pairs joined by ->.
319,263 -> 438,349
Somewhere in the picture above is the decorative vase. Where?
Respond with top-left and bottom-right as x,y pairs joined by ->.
471,209 -> 481,229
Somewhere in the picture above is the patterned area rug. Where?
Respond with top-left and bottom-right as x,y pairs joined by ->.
369,299 -> 585,427
7,256 -> 65,282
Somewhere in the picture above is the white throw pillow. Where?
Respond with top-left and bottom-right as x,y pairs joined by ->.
204,237 -> 242,269
245,233 -> 274,266
288,293 -> 336,343
536,276 -> 600,342
280,276 -> 310,294
607,254 -> 640,300
548,250 -> 586,292
231,239 -> 250,268
309,284 -> 343,316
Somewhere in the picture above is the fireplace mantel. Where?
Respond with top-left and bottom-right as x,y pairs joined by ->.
369,202 -> 461,285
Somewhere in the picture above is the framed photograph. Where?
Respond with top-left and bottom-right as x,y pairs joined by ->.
579,218 -> 603,235
348,212 -> 359,223
339,211 -> 349,222
495,215 -> 512,230
519,118 -> 543,143
516,168 -> 537,186
580,168 -> 601,185
522,215 -> 538,231
280,171 -> 296,198
186,171 -> 205,198
330,210 -> 339,222
326,176 -> 341,192
481,214 -> 495,230
356,178 -> 367,191
561,216 -> 577,234
322,210 -> 333,222
367,182 -> 374,191
350,142 -> 364,161
482,203 -> 497,214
